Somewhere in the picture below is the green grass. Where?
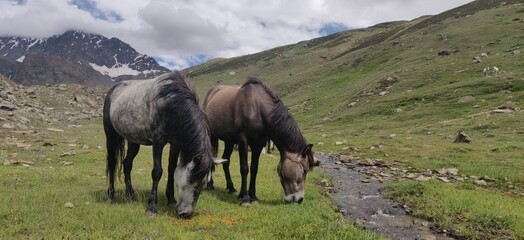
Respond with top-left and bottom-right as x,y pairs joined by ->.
385,181 -> 524,239
2,1 -> 524,239
0,122 -> 379,239
182,2 -> 524,238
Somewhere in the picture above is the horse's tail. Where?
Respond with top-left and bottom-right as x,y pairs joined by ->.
104,119 -> 125,180
103,85 -> 125,181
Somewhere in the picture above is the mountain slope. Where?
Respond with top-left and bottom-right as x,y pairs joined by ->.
184,0 -> 524,134
0,30 -> 170,84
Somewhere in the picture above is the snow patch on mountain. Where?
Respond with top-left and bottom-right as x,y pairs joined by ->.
89,62 -> 141,78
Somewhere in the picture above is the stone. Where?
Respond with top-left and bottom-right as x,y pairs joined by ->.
46,128 -> 64,132
59,150 -> 76,157
339,154 -> 354,162
420,234 -> 437,240
447,168 -> 459,176
406,173 -> 417,179
416,176 -> 432,181
437,177 -> 450,183
0,104 -> 16,111
474,180 -> 487,186
64,202 -> 74,208
358,159 -> 375,166
491,108 -> 514,114
454,129 -> 471,143
379,172 -> 391,178
16,143 -> 32,148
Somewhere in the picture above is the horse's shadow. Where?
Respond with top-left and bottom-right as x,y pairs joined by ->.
92,186 -> 285,215
205,188 -> 283,206
92,189 -> 179,215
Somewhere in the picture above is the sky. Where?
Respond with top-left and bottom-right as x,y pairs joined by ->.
0,0 -> 473,70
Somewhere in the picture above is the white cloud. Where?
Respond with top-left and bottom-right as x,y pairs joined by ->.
0,0 -> 473,70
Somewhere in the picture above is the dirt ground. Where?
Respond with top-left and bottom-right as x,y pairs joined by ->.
316,152 -> 455,240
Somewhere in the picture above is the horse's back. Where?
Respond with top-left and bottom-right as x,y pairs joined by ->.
204,82 -> 274,141
106,79 -> 159,145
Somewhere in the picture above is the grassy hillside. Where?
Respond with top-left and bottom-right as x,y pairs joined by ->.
184,0 -> 524,238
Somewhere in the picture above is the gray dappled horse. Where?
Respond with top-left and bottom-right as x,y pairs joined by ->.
103,72 -> 222,218
203,77 -> 315,205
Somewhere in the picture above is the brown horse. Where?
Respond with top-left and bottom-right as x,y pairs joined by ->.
203,77 -> 315,205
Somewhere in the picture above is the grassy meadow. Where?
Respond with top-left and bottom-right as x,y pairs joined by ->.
1,0 -> 524,239
0,121 -> 379,239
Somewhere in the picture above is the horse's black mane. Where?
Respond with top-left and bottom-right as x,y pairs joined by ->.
156,72 -> 213,183
267,101 -> 308,154
242,77 -> 307,154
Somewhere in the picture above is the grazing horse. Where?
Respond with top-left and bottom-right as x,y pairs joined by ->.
104,72 -> 221,218
203,77 -> 315,205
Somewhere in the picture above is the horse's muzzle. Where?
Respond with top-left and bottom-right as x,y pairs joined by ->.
284,193 -> 304,204
177,211 -> 193,219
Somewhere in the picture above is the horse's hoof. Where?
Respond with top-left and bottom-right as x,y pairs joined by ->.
240,201 -> 251,207
145,210 -> 157,219
250,200 -> 259,205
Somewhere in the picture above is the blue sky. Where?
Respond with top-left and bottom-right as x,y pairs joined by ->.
1,0 -> 473,70
69,0 -> 123,22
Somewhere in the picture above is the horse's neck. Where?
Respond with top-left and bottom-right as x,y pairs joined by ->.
270,128 -> 304,154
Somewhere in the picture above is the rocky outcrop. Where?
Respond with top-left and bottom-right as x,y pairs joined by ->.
0,75 -> 106,129
13,54 -> 111,86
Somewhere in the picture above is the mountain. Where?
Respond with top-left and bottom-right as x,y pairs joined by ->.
0,30 -> 170,84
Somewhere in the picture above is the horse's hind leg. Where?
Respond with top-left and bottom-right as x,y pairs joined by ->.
166,144 -> 180,208
222,142 -> 237,193
207,135 -> 219,190
124,143 -> 140,201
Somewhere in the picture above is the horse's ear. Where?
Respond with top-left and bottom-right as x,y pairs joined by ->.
213,158 -> 228,165
302,144 -> 313,156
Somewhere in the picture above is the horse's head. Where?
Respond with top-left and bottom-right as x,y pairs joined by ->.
277,144 -> 315,204
174,155 -> 226,218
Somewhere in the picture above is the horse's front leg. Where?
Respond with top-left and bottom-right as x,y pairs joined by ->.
123,143 -> 140,201
147,143 -> 164,216
207,135 -> 219,190
166,144 -> 179,208
222,142 -> 237,193
248,142 -> 265,204
237,139 -> 250,205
